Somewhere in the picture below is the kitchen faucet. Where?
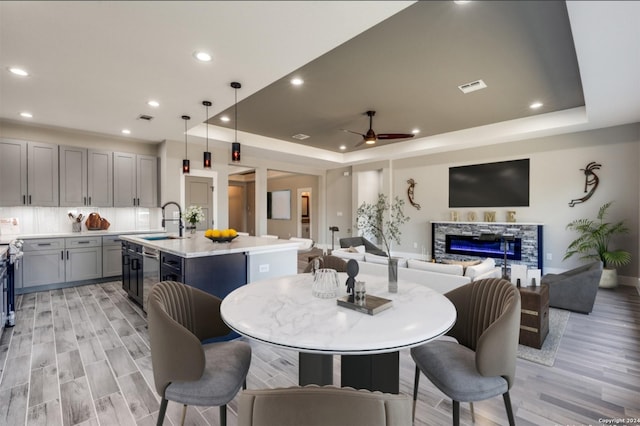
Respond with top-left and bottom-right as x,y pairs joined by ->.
161,201 -> 184,237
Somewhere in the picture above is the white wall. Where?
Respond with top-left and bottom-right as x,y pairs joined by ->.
389,123 -> 639,281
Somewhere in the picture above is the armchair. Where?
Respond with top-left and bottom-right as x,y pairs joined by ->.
541,261 -> 602,314
339,236 -> 387,257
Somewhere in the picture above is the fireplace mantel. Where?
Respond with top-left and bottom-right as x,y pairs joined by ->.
431,221 -> 543,270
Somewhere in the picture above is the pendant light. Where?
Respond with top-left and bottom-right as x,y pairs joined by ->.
182,115 -> 191,174
202,100 -> 212,168
231,81 -> 241,162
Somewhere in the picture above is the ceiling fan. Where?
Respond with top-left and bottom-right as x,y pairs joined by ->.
342,110 -> 415,147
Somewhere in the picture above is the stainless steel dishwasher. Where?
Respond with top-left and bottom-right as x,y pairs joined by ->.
141,247 -> 159,313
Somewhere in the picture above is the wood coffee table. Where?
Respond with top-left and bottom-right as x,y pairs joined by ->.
518,284 -> 549,349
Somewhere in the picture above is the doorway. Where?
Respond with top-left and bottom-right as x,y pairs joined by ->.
185,175 -> 214,230
297,187 -> 312,239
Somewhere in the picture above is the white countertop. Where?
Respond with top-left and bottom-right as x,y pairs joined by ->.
221,272 -> 457,355
0,229 -> 165,245
120,233 -> 300,258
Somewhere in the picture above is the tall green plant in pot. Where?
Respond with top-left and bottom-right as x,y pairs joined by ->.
564,201 -> 631,288
356,194 -> 409,292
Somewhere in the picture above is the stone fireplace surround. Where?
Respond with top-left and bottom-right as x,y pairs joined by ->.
431,221 -> 543,270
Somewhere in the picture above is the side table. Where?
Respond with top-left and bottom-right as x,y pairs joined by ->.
518,284 -> 549,349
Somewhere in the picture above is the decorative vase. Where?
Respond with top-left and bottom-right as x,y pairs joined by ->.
388,257 -> 398,293
187,225 -> 197,234
599,268 -> 618,288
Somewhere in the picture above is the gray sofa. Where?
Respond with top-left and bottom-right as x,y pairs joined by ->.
339,236 -> 387,257
541,261 -> 603,314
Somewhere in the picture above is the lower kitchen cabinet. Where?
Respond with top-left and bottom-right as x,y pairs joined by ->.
103,235 -> 123,277
121,241 -> 143,306
65,236 -> 102,281
22,239 -> 66,288
21,236 -> 102,288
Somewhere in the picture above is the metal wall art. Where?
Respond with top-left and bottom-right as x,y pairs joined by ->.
569,161 -> 601,207
407,178 -> 421,210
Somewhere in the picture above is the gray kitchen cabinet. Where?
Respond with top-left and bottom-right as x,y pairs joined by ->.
60,146 -> 113,207
59,145 -> 87,207
22,239 -> 66,287
0,139 -> 58,206
21,237 -> 102,288
0,139 -> 27,206
65,237 -> 102,281
113,152 -> 157,207
88,149 -> 113,206
102,235 -> 123,277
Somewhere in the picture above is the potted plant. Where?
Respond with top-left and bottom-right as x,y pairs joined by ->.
183,205 -> 205,234
356,193 -> 409,292
564,201 -> 631,288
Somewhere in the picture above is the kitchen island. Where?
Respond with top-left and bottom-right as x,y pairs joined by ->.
119,233 -> 298,312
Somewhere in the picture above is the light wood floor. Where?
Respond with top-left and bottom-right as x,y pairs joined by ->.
0,280 -> 638,426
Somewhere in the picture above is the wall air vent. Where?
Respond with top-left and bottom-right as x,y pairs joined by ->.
458,79 -> 487,94
137,114 -> 154,121
292,133 -> 310,140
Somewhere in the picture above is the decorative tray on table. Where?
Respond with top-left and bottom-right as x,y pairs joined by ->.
337,294 -> 393,315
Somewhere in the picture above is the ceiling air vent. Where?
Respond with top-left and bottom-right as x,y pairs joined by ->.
137,114 -> 154,121
458,79 -> 487,94
292,133 -> 310,140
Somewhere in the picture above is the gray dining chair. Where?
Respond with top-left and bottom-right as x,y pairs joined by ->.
411,278 -> 521,426
148,281 -> 251,426
237,385 -> 412,426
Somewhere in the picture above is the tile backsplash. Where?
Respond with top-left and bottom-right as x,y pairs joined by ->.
0,206 -> 162,235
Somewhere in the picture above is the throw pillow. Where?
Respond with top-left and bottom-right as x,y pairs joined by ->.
441,259 -> 481,273
464,258 -> 496,279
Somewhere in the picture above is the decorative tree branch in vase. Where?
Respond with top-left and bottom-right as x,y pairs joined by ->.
356,194 -> 409,292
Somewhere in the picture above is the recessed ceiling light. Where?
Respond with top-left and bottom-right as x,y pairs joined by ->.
220,116 -> 230,122
147,100 -> 160,108
454,1 -> 471,4
9,67 -> 29,77
121,129 -> 131,135
412,129 -> 420,135
339,145 -> 347,151
530,102 -> 543,109
291,77 -> 304,86
20,112 -> 33,118
193,51 -> 212,62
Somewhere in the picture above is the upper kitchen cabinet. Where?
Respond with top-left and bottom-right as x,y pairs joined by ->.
59,146 -> 113,207
0,139 -> 58,206
113,152 -> 158,207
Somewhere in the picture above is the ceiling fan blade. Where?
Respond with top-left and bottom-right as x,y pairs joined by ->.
376,133 -> 415,140
354,139 -> 367,148
341,129 -> 365,137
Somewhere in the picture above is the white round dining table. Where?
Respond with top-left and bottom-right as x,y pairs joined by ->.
221,272 -> 456,393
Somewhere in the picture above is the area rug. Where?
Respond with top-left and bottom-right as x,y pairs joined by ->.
517,308 -> 570,367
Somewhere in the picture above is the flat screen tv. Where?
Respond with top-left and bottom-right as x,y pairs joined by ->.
449,159 -> 530,208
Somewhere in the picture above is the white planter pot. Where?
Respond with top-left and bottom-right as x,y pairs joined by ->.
599,267 -> 618,288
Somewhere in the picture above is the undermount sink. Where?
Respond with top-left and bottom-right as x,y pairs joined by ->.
141,235 -> 183,241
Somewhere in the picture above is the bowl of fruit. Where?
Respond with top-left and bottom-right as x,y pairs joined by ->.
204,228 -> 239,243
